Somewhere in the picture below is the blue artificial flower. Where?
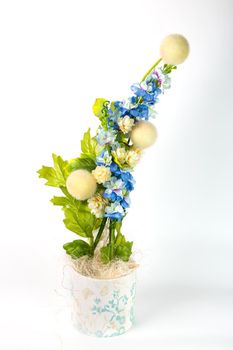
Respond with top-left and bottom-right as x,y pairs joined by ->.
105,202 -> 125,221
121,197 -> 130,209
96,127 -> 117,146
103,177 -> 125,200
105,212 -> 123,221
110,162 -> 122,176
117,169 -> 135,188
156,68 -> 171,90
129,104 -> 149,119
107,107 -> 122,130
131,81 -> 162,106
96,149 -> 112,166
130,96 -> 137,104
125,181 -> 134,191
120,171 -> 133,183
113,98 -> 150,120
103,189 -> 122,202
114,101 -> 128,117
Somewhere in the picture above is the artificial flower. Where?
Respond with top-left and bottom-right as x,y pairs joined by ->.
92,166 -> 111,184
96,149 -> 112,166
118,116 -> 135,134
105,202 -> 125,221
112,147 -> 127,164
96,127 -> 117,146
125,149 -> 141,167
103,177 -> 125,199
87,193 -> 107,218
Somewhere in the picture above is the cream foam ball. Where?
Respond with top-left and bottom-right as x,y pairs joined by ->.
130,121 -> 157,149
66,169 -> 97,201
160,34 -> 189,65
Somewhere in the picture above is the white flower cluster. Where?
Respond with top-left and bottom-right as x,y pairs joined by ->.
113,147 -> 141,168
92,166 -> 111,184
117,116 -> 134,134
126,149 -> 141,167
87,193 -> 107,218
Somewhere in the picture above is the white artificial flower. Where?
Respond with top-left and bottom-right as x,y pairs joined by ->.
92,166 -> 111,184
125,149 -> 141,168
87,193 -> 107,218
118,116 -> 135,134
114,147 -> 127,164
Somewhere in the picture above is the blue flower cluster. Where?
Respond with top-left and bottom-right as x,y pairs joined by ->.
94,68 -> 170,221
103,162 -> 134,220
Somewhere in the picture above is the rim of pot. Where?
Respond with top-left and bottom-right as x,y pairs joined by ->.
69,266 -> 137,282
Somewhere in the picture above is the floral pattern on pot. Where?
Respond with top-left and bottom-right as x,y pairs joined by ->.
69,268 -> 136,337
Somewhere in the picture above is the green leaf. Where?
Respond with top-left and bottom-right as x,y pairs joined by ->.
93,98 -> 108,117
115,240 -> 133,262
68,156 -> 96,172
100,243 -> 115,264
92,98 -> 109,129
63,202 -> 97,238
50,196 -> 70,206
80,128 -> 97,160
37,166 -> 58,186
115,232 -> 125,246
63,240 -> 91,259
162,64 -> 177,75
37,154 -> 69,187
100,232 -> 133,263
115,222 -> 122,236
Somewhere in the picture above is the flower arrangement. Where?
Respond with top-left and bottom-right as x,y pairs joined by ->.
38,34 -> 189,270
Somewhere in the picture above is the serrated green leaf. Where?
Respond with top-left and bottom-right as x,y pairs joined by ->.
50,196 -> 70,206
68,156 -> 96,172
63,239 -> 91,259
115,240 -> 133,262
92,98 -> 109,129
63,202 -> 97,238
115,232 -> 126,246
37,154 -> 69,187
93,98 -> 108,117
100,243 -> 115,264
37,166 -> 58,187
80,128 -> 97,160
100,231 -> 133,263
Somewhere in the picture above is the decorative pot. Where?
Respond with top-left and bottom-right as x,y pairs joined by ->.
67,266 -> 137,337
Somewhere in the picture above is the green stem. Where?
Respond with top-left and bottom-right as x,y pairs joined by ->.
92,217 -> 107,252
109,220 -> 116,260
141,57 -> 162,83
89,236 -> 94,246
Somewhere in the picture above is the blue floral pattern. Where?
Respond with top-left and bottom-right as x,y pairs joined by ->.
91,283 -> 135,337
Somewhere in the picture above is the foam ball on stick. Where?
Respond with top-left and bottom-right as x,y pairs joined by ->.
130,121 -> 158,149
66,169 -> 97,200
160,34 -> 189,65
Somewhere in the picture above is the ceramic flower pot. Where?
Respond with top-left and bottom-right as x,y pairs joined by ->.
68,267 -> 137,337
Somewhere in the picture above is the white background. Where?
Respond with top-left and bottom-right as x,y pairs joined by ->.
1,0 -> 233,349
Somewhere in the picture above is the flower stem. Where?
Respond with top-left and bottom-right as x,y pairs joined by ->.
109,219 -> 116,260
92,217 -> 108,252
141,58 -> 162,83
